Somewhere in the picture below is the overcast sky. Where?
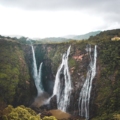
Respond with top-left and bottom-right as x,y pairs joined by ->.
0,0 -> 120,38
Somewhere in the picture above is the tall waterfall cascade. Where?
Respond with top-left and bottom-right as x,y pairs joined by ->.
78,45 -> 97,120
52,46 -> 72,112
31,45 -> 44,96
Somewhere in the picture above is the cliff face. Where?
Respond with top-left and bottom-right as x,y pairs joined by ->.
0,29 -> 120,119
31,42 -> 90,114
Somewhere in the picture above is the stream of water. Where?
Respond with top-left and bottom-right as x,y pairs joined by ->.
52,46 -> 72,112
78,45 -> 97,120
31,45 -> 44,96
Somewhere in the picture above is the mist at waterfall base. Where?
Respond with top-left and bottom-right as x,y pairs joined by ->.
78,45 -> 97,120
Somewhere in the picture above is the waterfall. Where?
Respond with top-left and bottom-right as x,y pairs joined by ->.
52,46 -> 72,112
31,45 -> 44,96
78,45 -> 97,120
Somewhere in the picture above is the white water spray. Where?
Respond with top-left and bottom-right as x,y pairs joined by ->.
78,45 -> 97,120
52,46 -> 72,112
31,45 -> 44,96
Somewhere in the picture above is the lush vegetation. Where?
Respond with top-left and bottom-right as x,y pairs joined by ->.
89,29 -> 120,120
0,105 -> 57,120
0,39 -> 31,106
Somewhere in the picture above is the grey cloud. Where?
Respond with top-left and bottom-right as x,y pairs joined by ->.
0,0 -> 120,28
0,0 -> 120,13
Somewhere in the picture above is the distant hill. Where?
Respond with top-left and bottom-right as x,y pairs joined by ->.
64,31 -> 101,40
0,31 -> 101,43
37,31 -> 101,43
38,37 -> 70,43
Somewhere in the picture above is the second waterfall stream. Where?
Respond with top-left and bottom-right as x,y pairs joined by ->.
52,46 -> 72,112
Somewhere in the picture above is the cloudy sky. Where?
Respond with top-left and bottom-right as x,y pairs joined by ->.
0,0 -> 120,38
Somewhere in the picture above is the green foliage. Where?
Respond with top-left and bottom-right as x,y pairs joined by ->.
2,105 -> 13,116
0,40 -> 30,105
69,58 -> 76,68
42,116 -> 57,120
113,114 -> 120,120
2,105 -> 40,120
18,37 -> 27,43
96,40 -> 120,113
92,113 -> 120,120
91,29 -> 120,119
1,105 -> 58,120
29,116 -> 41,120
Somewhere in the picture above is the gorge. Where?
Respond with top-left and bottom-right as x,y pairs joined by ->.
0,29 -> 120,120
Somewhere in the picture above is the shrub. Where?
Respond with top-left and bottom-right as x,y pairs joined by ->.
42,116 -> 57,120
2,105 -> 41,120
